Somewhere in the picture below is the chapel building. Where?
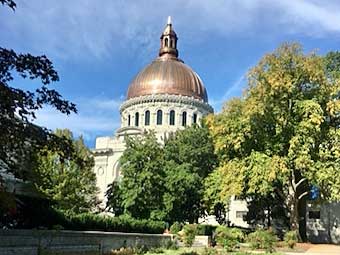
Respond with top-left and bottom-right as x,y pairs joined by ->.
93,17 -> 213,207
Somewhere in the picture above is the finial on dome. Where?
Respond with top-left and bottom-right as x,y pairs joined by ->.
159,17 -> 178,58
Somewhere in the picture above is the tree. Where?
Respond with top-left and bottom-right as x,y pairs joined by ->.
163,125 -> 217,223
111,133 -> 166,220
107,125 -> 217,223
206,43 -> 340,238
0,2 -> 77,180
34,129 -> 98,213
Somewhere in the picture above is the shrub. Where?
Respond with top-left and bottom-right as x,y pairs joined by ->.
182,224 -> 197,247
134,244 -> 149,255
52,210 -> 166,234
179,252 -> 199,255
214,226 -> 244,251
284,230 -> 298,249
201,247 -> 219,255
247,229 -> 277,253
148,247 -> 164,254
170,222 -> 182,234
109,248 -> 135,255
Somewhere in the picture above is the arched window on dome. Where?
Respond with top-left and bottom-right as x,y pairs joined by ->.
128,115 -> 131,126
182,111 -> 187,126
157,110 -> 163,125
145,110 -> 150,126
169,110 -> 175,125
165,38 -> 169,47
135,112 -> 139,127
193,113 -> 198,124
171,39 -> 175,48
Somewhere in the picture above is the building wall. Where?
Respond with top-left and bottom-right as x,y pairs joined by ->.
0,229 -> 171,255
306,202 -> 340,244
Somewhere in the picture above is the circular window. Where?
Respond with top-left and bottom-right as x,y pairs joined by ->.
97,167 -> 104,176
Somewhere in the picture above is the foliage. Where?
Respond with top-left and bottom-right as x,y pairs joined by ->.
0,1 -> 80,227
201,247 -> 219,255
247,229 -> 277,252
45,210 -> 166,233
107,133 -> 165,220
148,247 -> 164,254
161,239 -> 179,250
170,222 -> 183,234
284,230 -> 298,249
106,181 -> 124,215
203,170 -> 227,225
214,226 -> 244,251
34,129 -> 98,213
206,43 -> 340,237
163,125 -> 217,223
0,0 -> 16,10
178,252 -> 199,255
107,126 -> 216,223
108,248 -> 135,255
182,224 -> 197,247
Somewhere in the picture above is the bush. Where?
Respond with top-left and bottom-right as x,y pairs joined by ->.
53,211 -> 166,234
148,247 -> 164,254
201,247 -> 219,255
284,230 -> 298,249
247,229 -> 277,253
108,248 -> 135,255
170,222 -> 182,234
179,252 -> 199,255
182,224 -> 197,247
214,226 -> 244,251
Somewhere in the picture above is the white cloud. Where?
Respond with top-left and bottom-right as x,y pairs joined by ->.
33,96 -> 122,145
1,0 -> 340,60
210,72 -> 247,112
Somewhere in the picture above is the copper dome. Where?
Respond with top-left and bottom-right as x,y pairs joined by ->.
126,18 -> 208,103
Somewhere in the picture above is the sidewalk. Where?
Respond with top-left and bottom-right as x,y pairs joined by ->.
284,244 -> 340,255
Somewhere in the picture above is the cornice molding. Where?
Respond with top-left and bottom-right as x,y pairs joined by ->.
120,94 -> 214,113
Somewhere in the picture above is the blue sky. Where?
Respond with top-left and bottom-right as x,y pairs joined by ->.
1,0 -> 340,147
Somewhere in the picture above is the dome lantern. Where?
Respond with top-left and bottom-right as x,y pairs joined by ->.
159,16 -> 178,58
126,17 -> 209,103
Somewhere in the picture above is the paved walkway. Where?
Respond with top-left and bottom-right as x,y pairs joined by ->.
284,244 -> 340,255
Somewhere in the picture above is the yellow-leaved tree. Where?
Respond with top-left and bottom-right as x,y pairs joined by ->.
205,43 -> 340,239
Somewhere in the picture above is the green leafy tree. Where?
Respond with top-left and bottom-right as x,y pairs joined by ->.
0,1 -> 78,226
107,126 -> 217,223
34,129 -> 98,213
206,43 -> 340,238
163,125 -> 217,223
114,133 -> 166,220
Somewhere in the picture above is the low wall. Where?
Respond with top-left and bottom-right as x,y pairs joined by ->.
0,229 -> 172,255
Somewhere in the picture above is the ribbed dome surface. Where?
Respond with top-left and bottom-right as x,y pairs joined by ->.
127,56 -> 208,102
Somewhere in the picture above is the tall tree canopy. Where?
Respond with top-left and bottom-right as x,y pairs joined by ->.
206,43 -> 340,237
34,129 -> 98,213
107,125 -> 216,224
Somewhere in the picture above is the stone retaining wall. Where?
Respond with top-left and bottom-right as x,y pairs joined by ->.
0,229 -> 172,255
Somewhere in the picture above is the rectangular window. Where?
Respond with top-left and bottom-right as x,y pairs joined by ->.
309,210 -> 320,219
